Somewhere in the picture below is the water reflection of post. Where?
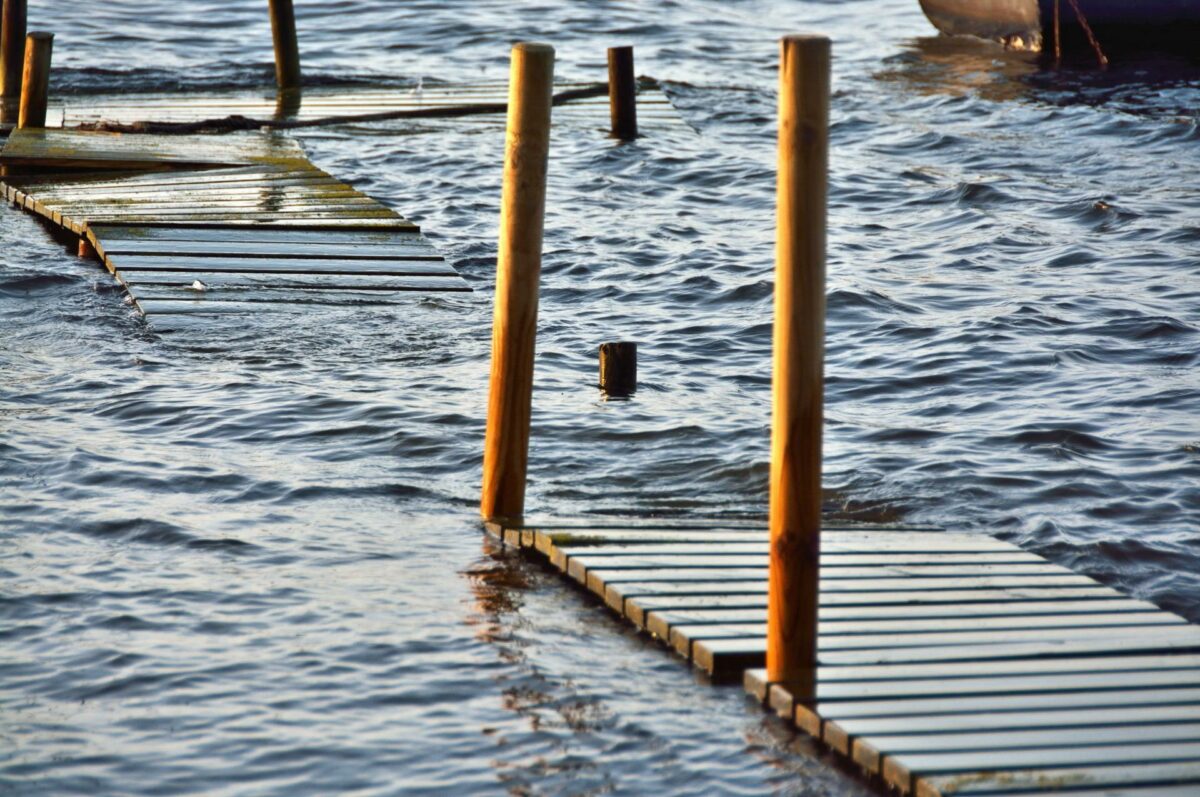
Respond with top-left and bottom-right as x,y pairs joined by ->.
480,43 -> 556,526
767,35 -> 829,703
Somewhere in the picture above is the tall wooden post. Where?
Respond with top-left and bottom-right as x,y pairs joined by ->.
480,42 -> 555,524
17,31 -> 51,129
268,0 -> 301,91
607,45 -> 637,140
766,34 -> 830,698
0,0 -> 27,124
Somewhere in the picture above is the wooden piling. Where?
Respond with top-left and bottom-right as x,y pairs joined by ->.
0,0 -> 27,124
17,31 -> 51,129
480,42 -> 556,524
766,34 -> 830,698
268,0 -> 301,91
599,342 -> 637,396
607,46 -> 637,140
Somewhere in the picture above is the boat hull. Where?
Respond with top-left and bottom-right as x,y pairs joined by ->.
918,0 -> 1200,54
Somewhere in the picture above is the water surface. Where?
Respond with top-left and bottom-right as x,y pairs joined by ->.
2,0 -> 1198,794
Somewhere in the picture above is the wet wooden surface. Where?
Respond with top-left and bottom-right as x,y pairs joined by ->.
486,518 -> 1200,797
43,81 -> 687,131
0,129 -> 469,324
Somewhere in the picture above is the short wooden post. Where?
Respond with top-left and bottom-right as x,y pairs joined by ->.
0,0 -> 27,124
77,237 -> 96,259
268,0 -> 301,91
607,45 -> 637,140
480,42 -> 556,524
766,34 -> 830,699
17,31 -> 51,129
599,342 -> 637,396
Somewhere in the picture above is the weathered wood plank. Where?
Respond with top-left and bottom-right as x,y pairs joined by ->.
0,129 -> 308,169
97,237 -> 436,260
673,623 -> 1198,659
648,610 -> 1180,644
106,254 -> 455,276
899,746 -> 1200,794
90,224 -> 420,245
827,702 -> 1200,743
695,629 -> 1200,676
116,270 -> 464,292
649,601 -> 1169,640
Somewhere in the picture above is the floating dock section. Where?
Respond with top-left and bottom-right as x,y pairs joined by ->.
487,518 -> 1200,796
0,128 -> 469,325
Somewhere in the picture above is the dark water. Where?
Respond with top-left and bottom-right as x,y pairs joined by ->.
3,0 -> 1199,794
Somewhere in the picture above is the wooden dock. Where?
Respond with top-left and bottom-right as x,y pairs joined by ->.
486,518 -> 1200,796
0,128 -> 469,325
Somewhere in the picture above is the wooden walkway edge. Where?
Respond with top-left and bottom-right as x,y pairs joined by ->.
0,128 -> 469,325
485,518 -> 1200,797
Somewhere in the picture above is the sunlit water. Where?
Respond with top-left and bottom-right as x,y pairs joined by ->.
2,1 -> 1198,794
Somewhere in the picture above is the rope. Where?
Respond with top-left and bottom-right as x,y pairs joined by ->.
1064,0 -> 1109,68
1053,0 -> 1062,64
76,84 -> 610,135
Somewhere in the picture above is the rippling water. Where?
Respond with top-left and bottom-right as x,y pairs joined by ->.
2,0 -> 1198,793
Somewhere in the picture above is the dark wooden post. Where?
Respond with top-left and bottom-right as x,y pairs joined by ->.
607,45 -> 637,140
0,0 -> 27,123
17,31 -> 51,129
268,0 -> 301,91
480,42 -> 556,524
766,34 -> 830,699
599,342 -> 637,396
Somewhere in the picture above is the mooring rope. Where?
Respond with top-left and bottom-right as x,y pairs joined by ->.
76,83 -> 609,134
1064,0 -> 1109,68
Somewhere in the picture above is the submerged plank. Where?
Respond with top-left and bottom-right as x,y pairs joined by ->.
0,129 -> 307,170
106,254 -> 456,276
116,270 -> 465,291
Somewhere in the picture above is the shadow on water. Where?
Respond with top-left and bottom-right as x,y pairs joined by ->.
877,33 -> 1200,116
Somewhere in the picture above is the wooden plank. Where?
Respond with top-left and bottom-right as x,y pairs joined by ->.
133,298 -> 398,315
820,663 -> 1200,703
94,239 -> 435,260
603,575 -> 1106,601
622,589 -> 1128,628
765,653 -> 1200,688
56,198 -> 391,214
25,180 -> 362,200
90,224 -> 420,245
0,129 -> 308,169
974,786 -> 1200,797
894,744 -> 1200,794
544,542 -> 1044,562
132,287 -> 464,310
106,254 -> 455,276
46,192 -> 373,209
828,703 -> 1200,741
695,630 -> 1200,676
537,529 -> 1012,551
584,567 -> 1090,595
567,556 -> 1073,577
864,724 -> 1200,757
116,271 -> 465,291
5,168 -> 330,192
672,623 -> 1198,659
88,218 -> 416,231
647,609 -> 1179,644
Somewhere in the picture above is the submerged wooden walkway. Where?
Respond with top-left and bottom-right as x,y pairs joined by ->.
43,81 -> 686,132
0,80 -> 685,326
487,518 -> 1200,796
0,128 -> 468,326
